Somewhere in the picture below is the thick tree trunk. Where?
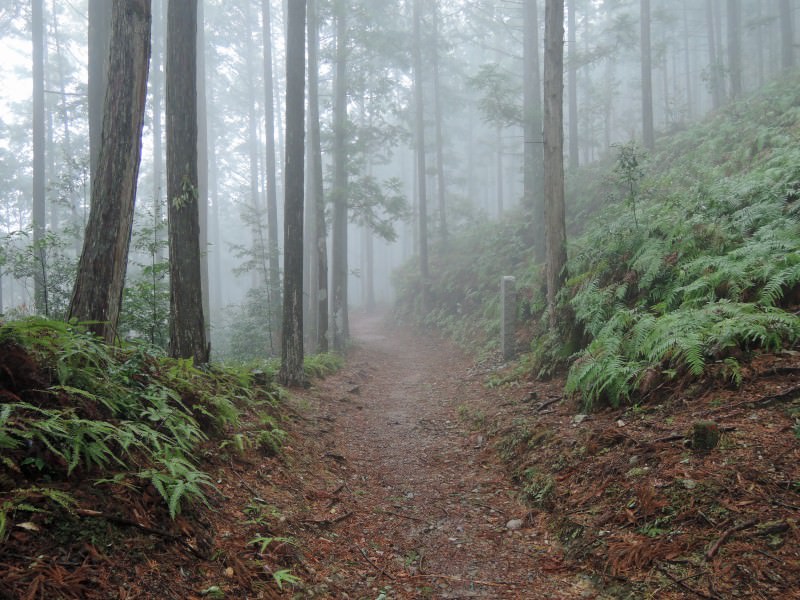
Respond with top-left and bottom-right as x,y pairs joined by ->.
278,0 -> 306,387
307,0 -> 328,353
88,0 -> 111,191
331,0 -> 349,351
32,0 -> 46,314
69,0 -> 151,341
166,0 -> 208,364
641,0 -> 654,149
412,0 -> 429,313
543,0 -> 566,328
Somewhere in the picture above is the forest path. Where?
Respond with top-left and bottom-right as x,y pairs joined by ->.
295,313 -> 594,599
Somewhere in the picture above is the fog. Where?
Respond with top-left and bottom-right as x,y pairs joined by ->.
0,0 -> 795,359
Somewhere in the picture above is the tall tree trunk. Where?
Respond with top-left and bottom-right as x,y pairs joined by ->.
727,0 -> 742,100
197,0 -> 210,338
706,0 -> 723,110
69,0 -> 151,341
278,0 -> 306,387
780,0 -> 794,70
412,0 -> 429,313
331,0 -> 349,351
151,0 -> 165,262
32,0 -> 46,314
567,0 -> 578,168
262,0 -> 282,342
308,0 -> 327,353
544,0 -> 566,328
683,0 -> 693,119
496,125 -> 503,215
88,0 -> 112,192
523,0 -> 544,261
431,1 -> 447,245
166,0 -> 208,363
641,0 -> 654,150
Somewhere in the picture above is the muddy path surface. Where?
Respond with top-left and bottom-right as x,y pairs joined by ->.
295,314 -> 592,599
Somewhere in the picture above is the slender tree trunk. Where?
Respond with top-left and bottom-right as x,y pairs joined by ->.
706,0 -> 723,110
523,0 -> 544,260
641,0 -> 654,150
308,0 -> 327,353
567,0 -> 578,168
412,0 -> 429,312
331,0 -> 349,351
197,0 -> 210,338
209,117 -> 223,314
683,0 -> 693,119
167,0 -> 208,363
727,0 -> 742,100
262,0 -> 282,341
544,0 -> 566,328
431,1 -> 447,245
69,0 -> 151,341
496,125 -> 503,215
780,0 -> 794,70
151,0 -> 165,262
278,0 -> 306,387
32,0 -> 46,314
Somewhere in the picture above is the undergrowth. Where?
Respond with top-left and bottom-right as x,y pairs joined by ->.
394,73 -> 800,410
0,317 -> 285,534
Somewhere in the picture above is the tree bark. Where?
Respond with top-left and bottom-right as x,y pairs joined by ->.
262,0 -> 282,343
780,0 -> 794,70
307,0 -> 328,353
69,0 -> 151,342
32,0 -> 46,314
331,0 -> 349,351
431,1 -> 447,245
544,0 -> 566,328
88,0 -> 112,192
151,0 -> 165,263
166,0 -> 208,364
727,0 -> 742,100
278,0 -> 306,387
197,0 -> 210,338
567,0 -> 578,168
641,0 -> 654,149
523,0 -> 544,261
412,0 -> 430,313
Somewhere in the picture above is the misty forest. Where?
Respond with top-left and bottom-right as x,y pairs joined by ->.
1,0 -> 800,598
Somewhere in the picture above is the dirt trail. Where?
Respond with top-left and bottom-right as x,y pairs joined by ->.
296,314 -> 591,599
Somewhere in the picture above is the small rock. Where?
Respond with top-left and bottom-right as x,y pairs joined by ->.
573,414 -> 588,425
506,519 -> 524,531
616,419 -> 626,427
682,479 -> 697,490
224,567 -> 234,578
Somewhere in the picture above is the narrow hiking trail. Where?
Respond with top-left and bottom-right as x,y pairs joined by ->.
294,314 -> 593,599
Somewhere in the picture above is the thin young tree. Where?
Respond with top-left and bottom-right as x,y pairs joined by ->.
68,0 -> 151,342
523,0 -> 544,261
166,0 -> 208,364
431,1 -> 447,245
32,0 -> 46,313
412,0 -> 429,312
278,0 -> 306,387
543,0 -> 566,327
262,0 -> 281,339
641,0 -> 654,150
307,0 -> 328,352
780,0 -> 794,71
567,0 -> 578,168
331,0 -> 349,351
726,0 -> 742,100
